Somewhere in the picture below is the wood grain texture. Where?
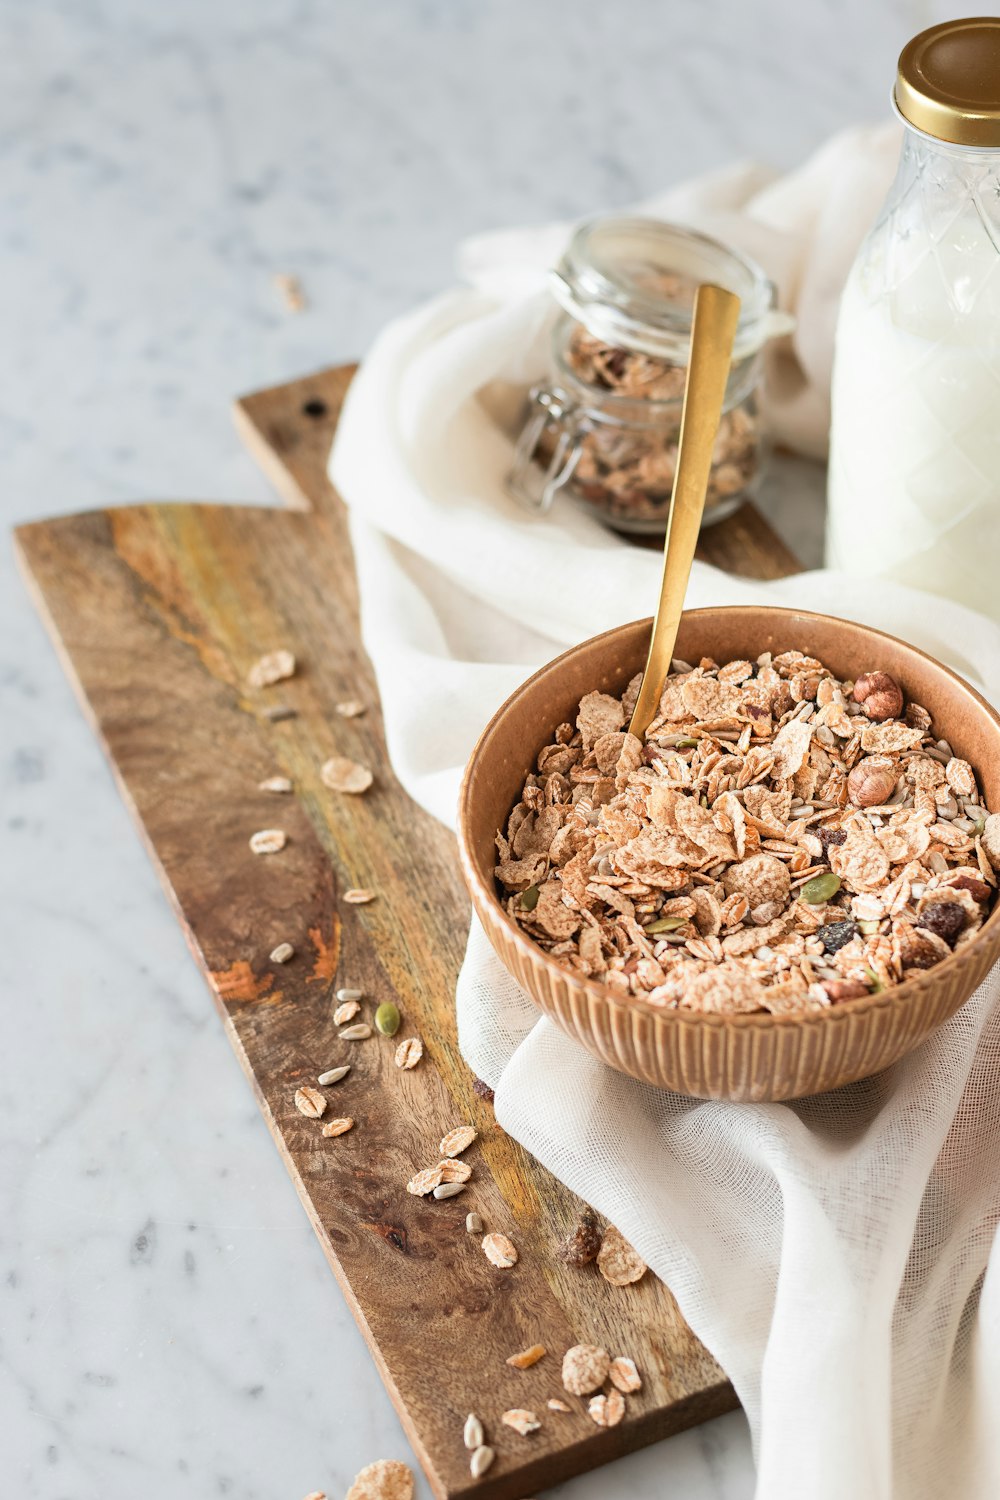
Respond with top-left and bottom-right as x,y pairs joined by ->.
14,364 -> 800,1499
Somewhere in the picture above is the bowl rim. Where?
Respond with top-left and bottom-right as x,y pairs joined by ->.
457,604 -> 1000,1031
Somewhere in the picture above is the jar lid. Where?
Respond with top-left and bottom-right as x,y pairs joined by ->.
549,216 -> 793,361
896,18 -> 1000,148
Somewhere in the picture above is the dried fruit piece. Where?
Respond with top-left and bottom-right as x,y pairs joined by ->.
321,1117 -> 354,1137
345,1459 -> 413,1500
334,999 -> 361,1025
597,1225 -> 647,1286
339,1023 -> 373,1041
547,1397 -> 571,1412
318,1065 -> 350,1086
557,1211 -> 603,1267
482,1232 -> 518,1268
469,1446 -> 494,1479
375,1002 -> 401,1036
294,1086 -> 326,1119
507,1344 -> 546,1369
250,828 -> 287,855
395,1037 -> 423,1070
916,901 -> 965,945
463,1414 -> 484,1451
440,1125 -> 477,1158
247,649 -> 295,689
608,1356 -> 642,1393
258,774 -> 293,793
562,1344 -> 610,1396
472,1076 -> 495,1103
321,756 -> 373,794
344,888 -> 376,904
502,1408 -> 540,1436
588,1389 -> 625,1427
817,920 -> 857,955
801,872 -> 842,905
270,942 -> 294,964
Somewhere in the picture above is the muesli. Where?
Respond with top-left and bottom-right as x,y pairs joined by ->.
495,653 -> 998,1015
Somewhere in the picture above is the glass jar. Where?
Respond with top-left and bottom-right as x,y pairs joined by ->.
827,19 -> 1000,620
507,217 -> 792,535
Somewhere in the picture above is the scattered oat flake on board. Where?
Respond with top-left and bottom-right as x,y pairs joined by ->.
273,272 -> 306,313
547,1397 -> 571,1412
247,649 -> 296,689
336,699 -> 366,718
258,774 -> 293,793
597,1225 -> 647,1286
562,1344 -> 609,1396
249,828 -> 287,855
294,1086 -> 326,1119
394,1037 -> 423,1069
507,1344 -> 546,1369
344,888 -> 376,905
407,1166 -> 444,1196
344,1459 -> 413,1500
482,1232 -> 518,1267
334,999 -> 360,1025
502,1408 -> 540,1435
437,1157 -> 472,1183
302,1492 -> 325,1500
608,1356 -> 642,1393
588,1389 -> 625,1427
321,756 -> 373,794
321,1117 -> 354,1137
440,1124 -> 477,1157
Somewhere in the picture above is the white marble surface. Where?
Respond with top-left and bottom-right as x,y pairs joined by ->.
0,1 -> 951,1496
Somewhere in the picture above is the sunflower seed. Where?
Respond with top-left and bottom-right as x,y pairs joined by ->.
336,699 -> 366,718
249,828 -> 287,855
337,988 -> 363,1002
343,888 -> 376,904
261,704 -> 297,723
318,1066 -> 350,1086
469,1446 -> 494,1479
339,1023 -> 372,1041
258,775 -> 293,794
463,1414 -> 484,1451
270,942 -> 294,964
432,1181 -> 466,1200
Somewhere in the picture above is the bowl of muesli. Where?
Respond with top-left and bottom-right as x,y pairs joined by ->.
457,606 -> 1000,1100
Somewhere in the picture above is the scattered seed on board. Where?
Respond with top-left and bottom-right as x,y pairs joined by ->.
375,1002 -> 401,1036
336,699 -> 366,718
597,1225 -> 648,1286
547,1398 -> 570,1413
321,1117 -> 354,1138
507,1345 -> 546,1370
337,987 -> 363,1002
562,1344 -> 609,1396
270,942 -> 294,964
250,828 -> 287,855
437,1158 -> 472,1183
258,774 -> 293,794
344,888 -> 376,905
344,1459 -> 414,1500
321,756 -> 373,795
466,1212 -> 484,1235
432,1181 -> 466,1200
588,1389 -> 625,1427
261,704 -> 297,723
294,1086 -> 326,1119
394,1037 -> 423,1070
502,1408 -> 540,1436
608,1356 -> 642,1393
302,1491 -> 326,1500
469,1446 -> 494,1480
482,1232 -> 518,1268
440,1125 -> 477,1158
334,999 -> 360,1025
339,1023 -> 372,1041
463,1413 -> 484,1451
407,1166 -> 444,1196
246,649 -> 295,689
273,272 -> 306,313
318,1065 -> 350,1086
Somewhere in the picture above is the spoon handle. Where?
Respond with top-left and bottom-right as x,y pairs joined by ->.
628,283 -> 741,740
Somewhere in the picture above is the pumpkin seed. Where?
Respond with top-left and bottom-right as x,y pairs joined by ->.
857,919 -> 881,936
375,1002 -> 401,1037
676,737 -> 698,748
801,872 -> 842,904
521,885 -> 539,911
645,915 -> 687,934
865,966 -> 885,993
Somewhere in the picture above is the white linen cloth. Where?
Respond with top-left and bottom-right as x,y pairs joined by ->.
330,126 -> 1000,1500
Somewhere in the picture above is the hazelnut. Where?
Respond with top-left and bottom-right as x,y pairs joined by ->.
847,756 -> 898,808
852,671 -> 904,722
823,978 -> 870,1004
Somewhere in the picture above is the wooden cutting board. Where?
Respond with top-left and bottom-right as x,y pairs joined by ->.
15,366 -> 798,1500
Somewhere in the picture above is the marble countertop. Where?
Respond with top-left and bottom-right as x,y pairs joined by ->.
1,1 -> 936,1496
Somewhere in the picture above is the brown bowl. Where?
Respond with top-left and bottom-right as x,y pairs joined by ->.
457,606 -> 1000,1101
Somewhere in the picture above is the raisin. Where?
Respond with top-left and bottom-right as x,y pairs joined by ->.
472,1076 -> 495,1104
818,919 -> 857,954
916,902 -> 965,946
818,826 -> 847,857
557,1211 -> 603,1267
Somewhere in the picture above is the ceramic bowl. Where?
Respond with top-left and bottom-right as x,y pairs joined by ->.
457,606 -> 1000,1101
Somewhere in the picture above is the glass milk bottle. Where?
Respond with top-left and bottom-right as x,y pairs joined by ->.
827,18 -> 1000,620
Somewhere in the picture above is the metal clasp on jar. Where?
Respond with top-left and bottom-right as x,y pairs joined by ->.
506,384 -> 585,513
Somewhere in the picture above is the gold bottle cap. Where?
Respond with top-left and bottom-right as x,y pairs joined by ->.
896,18 -> 1000,147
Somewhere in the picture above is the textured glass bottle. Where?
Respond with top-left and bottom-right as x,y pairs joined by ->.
827,19 -> 1000,619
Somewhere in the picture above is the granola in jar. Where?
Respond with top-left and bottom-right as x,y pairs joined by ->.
506,217 -> 793,535
495,653 -> 998,1014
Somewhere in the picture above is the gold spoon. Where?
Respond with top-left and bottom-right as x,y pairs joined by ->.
628,282 -> 741,740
